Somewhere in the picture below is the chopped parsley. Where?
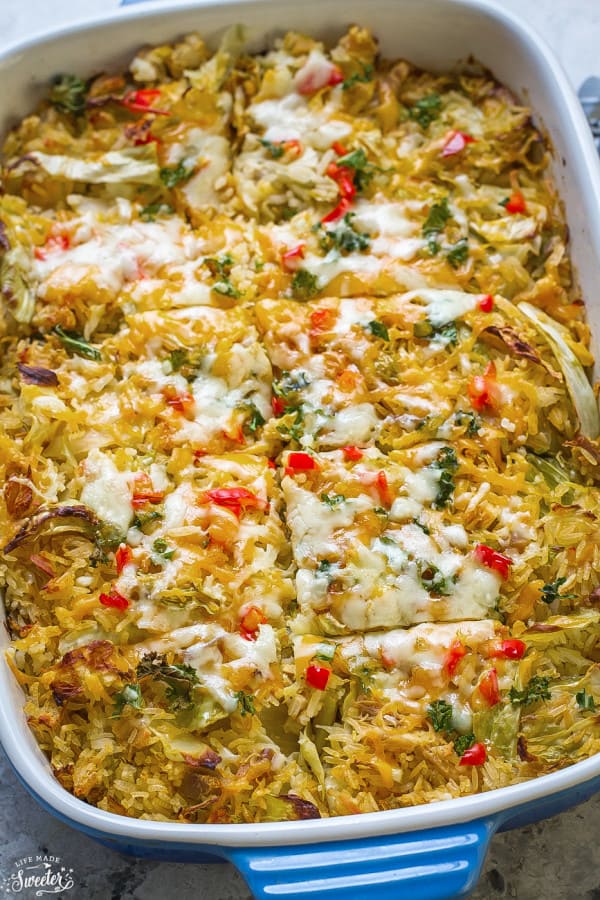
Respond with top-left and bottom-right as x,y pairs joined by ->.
541,577 -> 576,605
427,699 -> 453,732
422,197 -> 451,253
576,689 -> 596,712
341,63 -> 374,90
367,320 -> 390,341
160,161 -> 193,188
431,446 -> 459,509
446,238 -> 469,269
509,675 -> 551,706
321,492 -> 345,507
53,325 -> 101,361
455,410 -> 481,436
152,538 -> 175,563
169,348 -> 189,371
137,654 -> 198,710
409,92 -> 442,129
319,214 -> 370,254
132,510 -> 163,530
112,684 -> 143,717
417,560 -> 454,595
49,74 -> 88,115
260,138 -> 285,158
316,559 -> 332,575
235,690 -> 256,716
291,269 -> 319,300
413,319 -> 458,345
139,202 -> 174,222
240,400 -> 265,433
336,148 -> 376,191
276,406 -> 305,443
453,732 -> 476,756
203,254 -> 241,299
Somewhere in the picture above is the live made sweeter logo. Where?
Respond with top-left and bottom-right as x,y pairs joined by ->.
1,855 -> 75,896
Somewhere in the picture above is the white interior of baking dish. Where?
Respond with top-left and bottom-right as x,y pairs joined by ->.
1,0 -> 600,848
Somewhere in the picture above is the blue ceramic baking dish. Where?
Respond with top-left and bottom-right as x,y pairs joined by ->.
1,1 -> 600,896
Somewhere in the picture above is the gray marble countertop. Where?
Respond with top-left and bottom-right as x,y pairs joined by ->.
1,1 -> 599,897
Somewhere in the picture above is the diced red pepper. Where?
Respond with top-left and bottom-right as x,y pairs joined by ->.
445,639 -> 467,676
267,458 -> 276,469
283,139 -> 303,157
306,663 -> 331,690
478,294 -> 494,312
375,470 -> 392,507
467,361 -> 499,412
281,244 -> 306,272
297,63 -> 343,95
30,553 -> 55,577
478,668 -> 501,706
285,452 -> 320,474
489,639 -> 526,660
34,233 -> 70,260
120,89 -> 169,115
272,396 -> 286,417
474,544 -> 513,580
240,605 -> 267,641
115,544 -> 133,575
164,390 -> 195,414
100,589 -> 129,611
321,197 -> 352,225
205,487 -> 268,518
342,445 -> 363,462
222,423 -> 246,445
326,162 -> 356,201
459,742 -> 487,766
309,307 -> 336,336
332,141 -> 348,156
505,190 -> 527,214
441,130 -> 476,157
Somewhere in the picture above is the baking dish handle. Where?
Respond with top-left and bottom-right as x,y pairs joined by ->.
225,817 -> 497,900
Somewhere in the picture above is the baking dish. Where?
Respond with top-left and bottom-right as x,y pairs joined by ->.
1,0 -> 600,896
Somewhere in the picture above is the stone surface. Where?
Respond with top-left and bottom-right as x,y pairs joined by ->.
0,1 -> 599,897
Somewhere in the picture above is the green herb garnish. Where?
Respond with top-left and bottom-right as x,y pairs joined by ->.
260,138 -> 285,158
455,410 -> 481,436
336,147 -> 376,191
53,325 -> 101,361
453,732 -> 476,756
160,162 -> 193,188
112,684 -> 143,717
235,690 -> 256,716
409,92 -> 442,128
291,269 -> 319,300
422,197 -> 450,252
427,699 -> 454,732
320,214 -> 370,254
541,577 -> 576,605
49,74 -> 88,115
431,446 -> 459,509
140,202 -> 174,222
341,64 -> 374,91
446,238 -> 469,269
152,538 -> 175,563
576,689 -> 596,712
367,320 -> 390,341
509,675 -> 551,706
321,493 -> 345,507
417,560 -> 454,595
241,400 -> 266,433
413,320 -> 458,345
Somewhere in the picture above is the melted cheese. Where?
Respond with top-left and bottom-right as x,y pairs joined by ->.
80,448 -> 134,532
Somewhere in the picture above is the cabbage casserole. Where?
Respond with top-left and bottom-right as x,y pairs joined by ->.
1,26 -> 600,823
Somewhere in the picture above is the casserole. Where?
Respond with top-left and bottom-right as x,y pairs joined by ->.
1,0 -> 600,896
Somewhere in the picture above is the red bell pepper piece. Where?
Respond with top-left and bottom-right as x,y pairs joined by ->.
309,307 -> 336,335
240,605 -> 267,640
467,361 -> 499,412
100,589 -> 129,611
474,543 -> 512,580
321,197 -> 353,225
205,487 -> 268,518
285,452 -> 320,474
342,445 -> 363,462
478,668 -> 501,706
297,62 -> 343,95
164,390 -> 195,414
441,130 -> 476,157
115,544 -> 133,575
332,141 -> 348,156
445,639 -> 467,676
120,89 -> 169,115
489,639 -> 526,660
459,742 -> 487,766
478,294 -> 494,312
282,244 -> 306,272
375,470 -> 392,507
505,190 -> 527,214
34,233 -> 70,260
306,664 -> 331,690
